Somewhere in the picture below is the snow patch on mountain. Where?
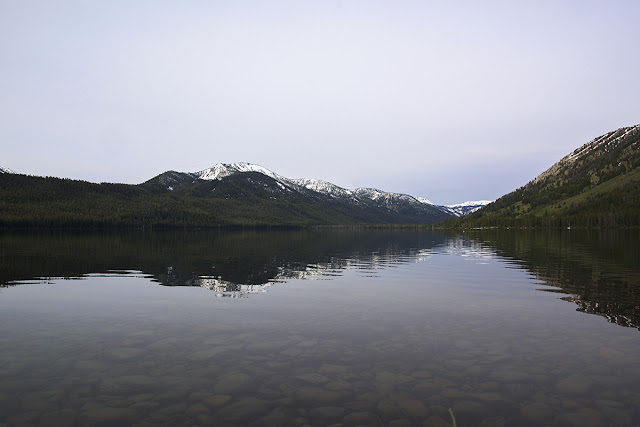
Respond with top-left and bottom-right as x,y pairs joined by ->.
447,200 -> 493,208
568,124 -> 639,161
353,188 -> 443,211
445,200 -> 493,216
198,162 -> 285,182
535,124 -> 639,185
415,196 -> 434,205
193,162 -> 486,217
0,166 -> 15,174
292,178 -> 354,198
293,178 -> 445,209
354,188 -> 387,201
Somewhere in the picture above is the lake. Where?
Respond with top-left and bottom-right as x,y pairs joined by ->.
1,229 -> 639,426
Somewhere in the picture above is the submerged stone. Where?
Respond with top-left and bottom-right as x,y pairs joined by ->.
79,403 -> 138,424
215,397 -> 269,422
325,380 -> 351,391
491,369 -> 532,383
309,406 -> 346,419
185,403 -> 208,416
213,373 -> 252,394
389,419 -> 412,427
7,411 -> 39,425
412,370 -> 432,379
422,414 -> 452,427
376,371 -> 413,394
345,399 -> 376,412
258,406 -> 294,427
554,411 -> 605,427
521,402 -> 553,422
130,400 -> 160,411
342,411 -> 383,426
397,399 -> 430,418
99,375 -> 155,394
377,397 -> 400,417
38,409 -> 76,427
320,364 -> 349,374
556,375 -> 593,396
451,400 -> 489,418
107,347 -> 142,360
203,394 -> 232,407
187,347 -> 226,361
295,373 -> 329,385
479,416 -> 506,426
296,387 -> 342,403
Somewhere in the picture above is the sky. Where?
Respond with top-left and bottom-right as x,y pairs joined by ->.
1,1 -> 639,205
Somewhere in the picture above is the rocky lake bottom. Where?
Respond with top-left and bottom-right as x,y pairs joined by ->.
1,230 -> 639,426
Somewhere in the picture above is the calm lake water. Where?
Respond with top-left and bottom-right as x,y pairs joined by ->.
1,229 -> 639,427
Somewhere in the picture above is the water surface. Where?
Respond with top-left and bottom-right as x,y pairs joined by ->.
1,229 -> 639,426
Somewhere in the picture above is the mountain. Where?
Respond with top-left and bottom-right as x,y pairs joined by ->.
444,200 -> 493,217
447,124 -> 640,228
0,166 -> 15,174
153,162 -> 486,217
146,162 -> 490,218
141,162 -> 456,224
0,162 -> 458,227
198,162 -> 285,182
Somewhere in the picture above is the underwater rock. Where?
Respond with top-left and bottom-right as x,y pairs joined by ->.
556,375 -> 593,396
202,394 -> 231,407
107,347 -> 142,360
213,373 -> 252,394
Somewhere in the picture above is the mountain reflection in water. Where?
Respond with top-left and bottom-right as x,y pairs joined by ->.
1,229 -> 639,327
0,230 -> 442,297
461,229 -> 640,330
2,229 -> 640,426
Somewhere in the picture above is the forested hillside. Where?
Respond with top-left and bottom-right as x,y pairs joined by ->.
444,125 -> 640,228
0,172 -> 450,228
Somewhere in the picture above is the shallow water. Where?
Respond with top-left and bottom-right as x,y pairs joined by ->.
1,229 -> 639,426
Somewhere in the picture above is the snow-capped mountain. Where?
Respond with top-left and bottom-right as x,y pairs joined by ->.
142,162 -> 456,223
198,162 -> 285,182
291,178 -> 355,199
445,200 -> 493,217
189,162 -> 486,217
0,166 -> 15,174
1,160 -> 490,227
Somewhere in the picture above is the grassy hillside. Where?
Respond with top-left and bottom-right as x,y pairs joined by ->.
444,125 -> 640,228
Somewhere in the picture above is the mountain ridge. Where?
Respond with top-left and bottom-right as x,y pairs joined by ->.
0,161 -> 489,217
145,161 -> 490,217
0,164 -> 462,227
140,163 -> 457,223
447,124 -> 640,228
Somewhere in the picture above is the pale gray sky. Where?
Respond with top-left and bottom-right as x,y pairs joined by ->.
1,1 -> 638,204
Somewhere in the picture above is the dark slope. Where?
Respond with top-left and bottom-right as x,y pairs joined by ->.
142,170 -> 453,225
140,171 -> 199,193
445,124 -> 640,228
0,171 -> 452,228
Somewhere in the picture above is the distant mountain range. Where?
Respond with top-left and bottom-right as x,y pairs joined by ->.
449,124 -> 640,228
0,162 -> 489,228
141,162 -> 489,217
8,122 -> 635,229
